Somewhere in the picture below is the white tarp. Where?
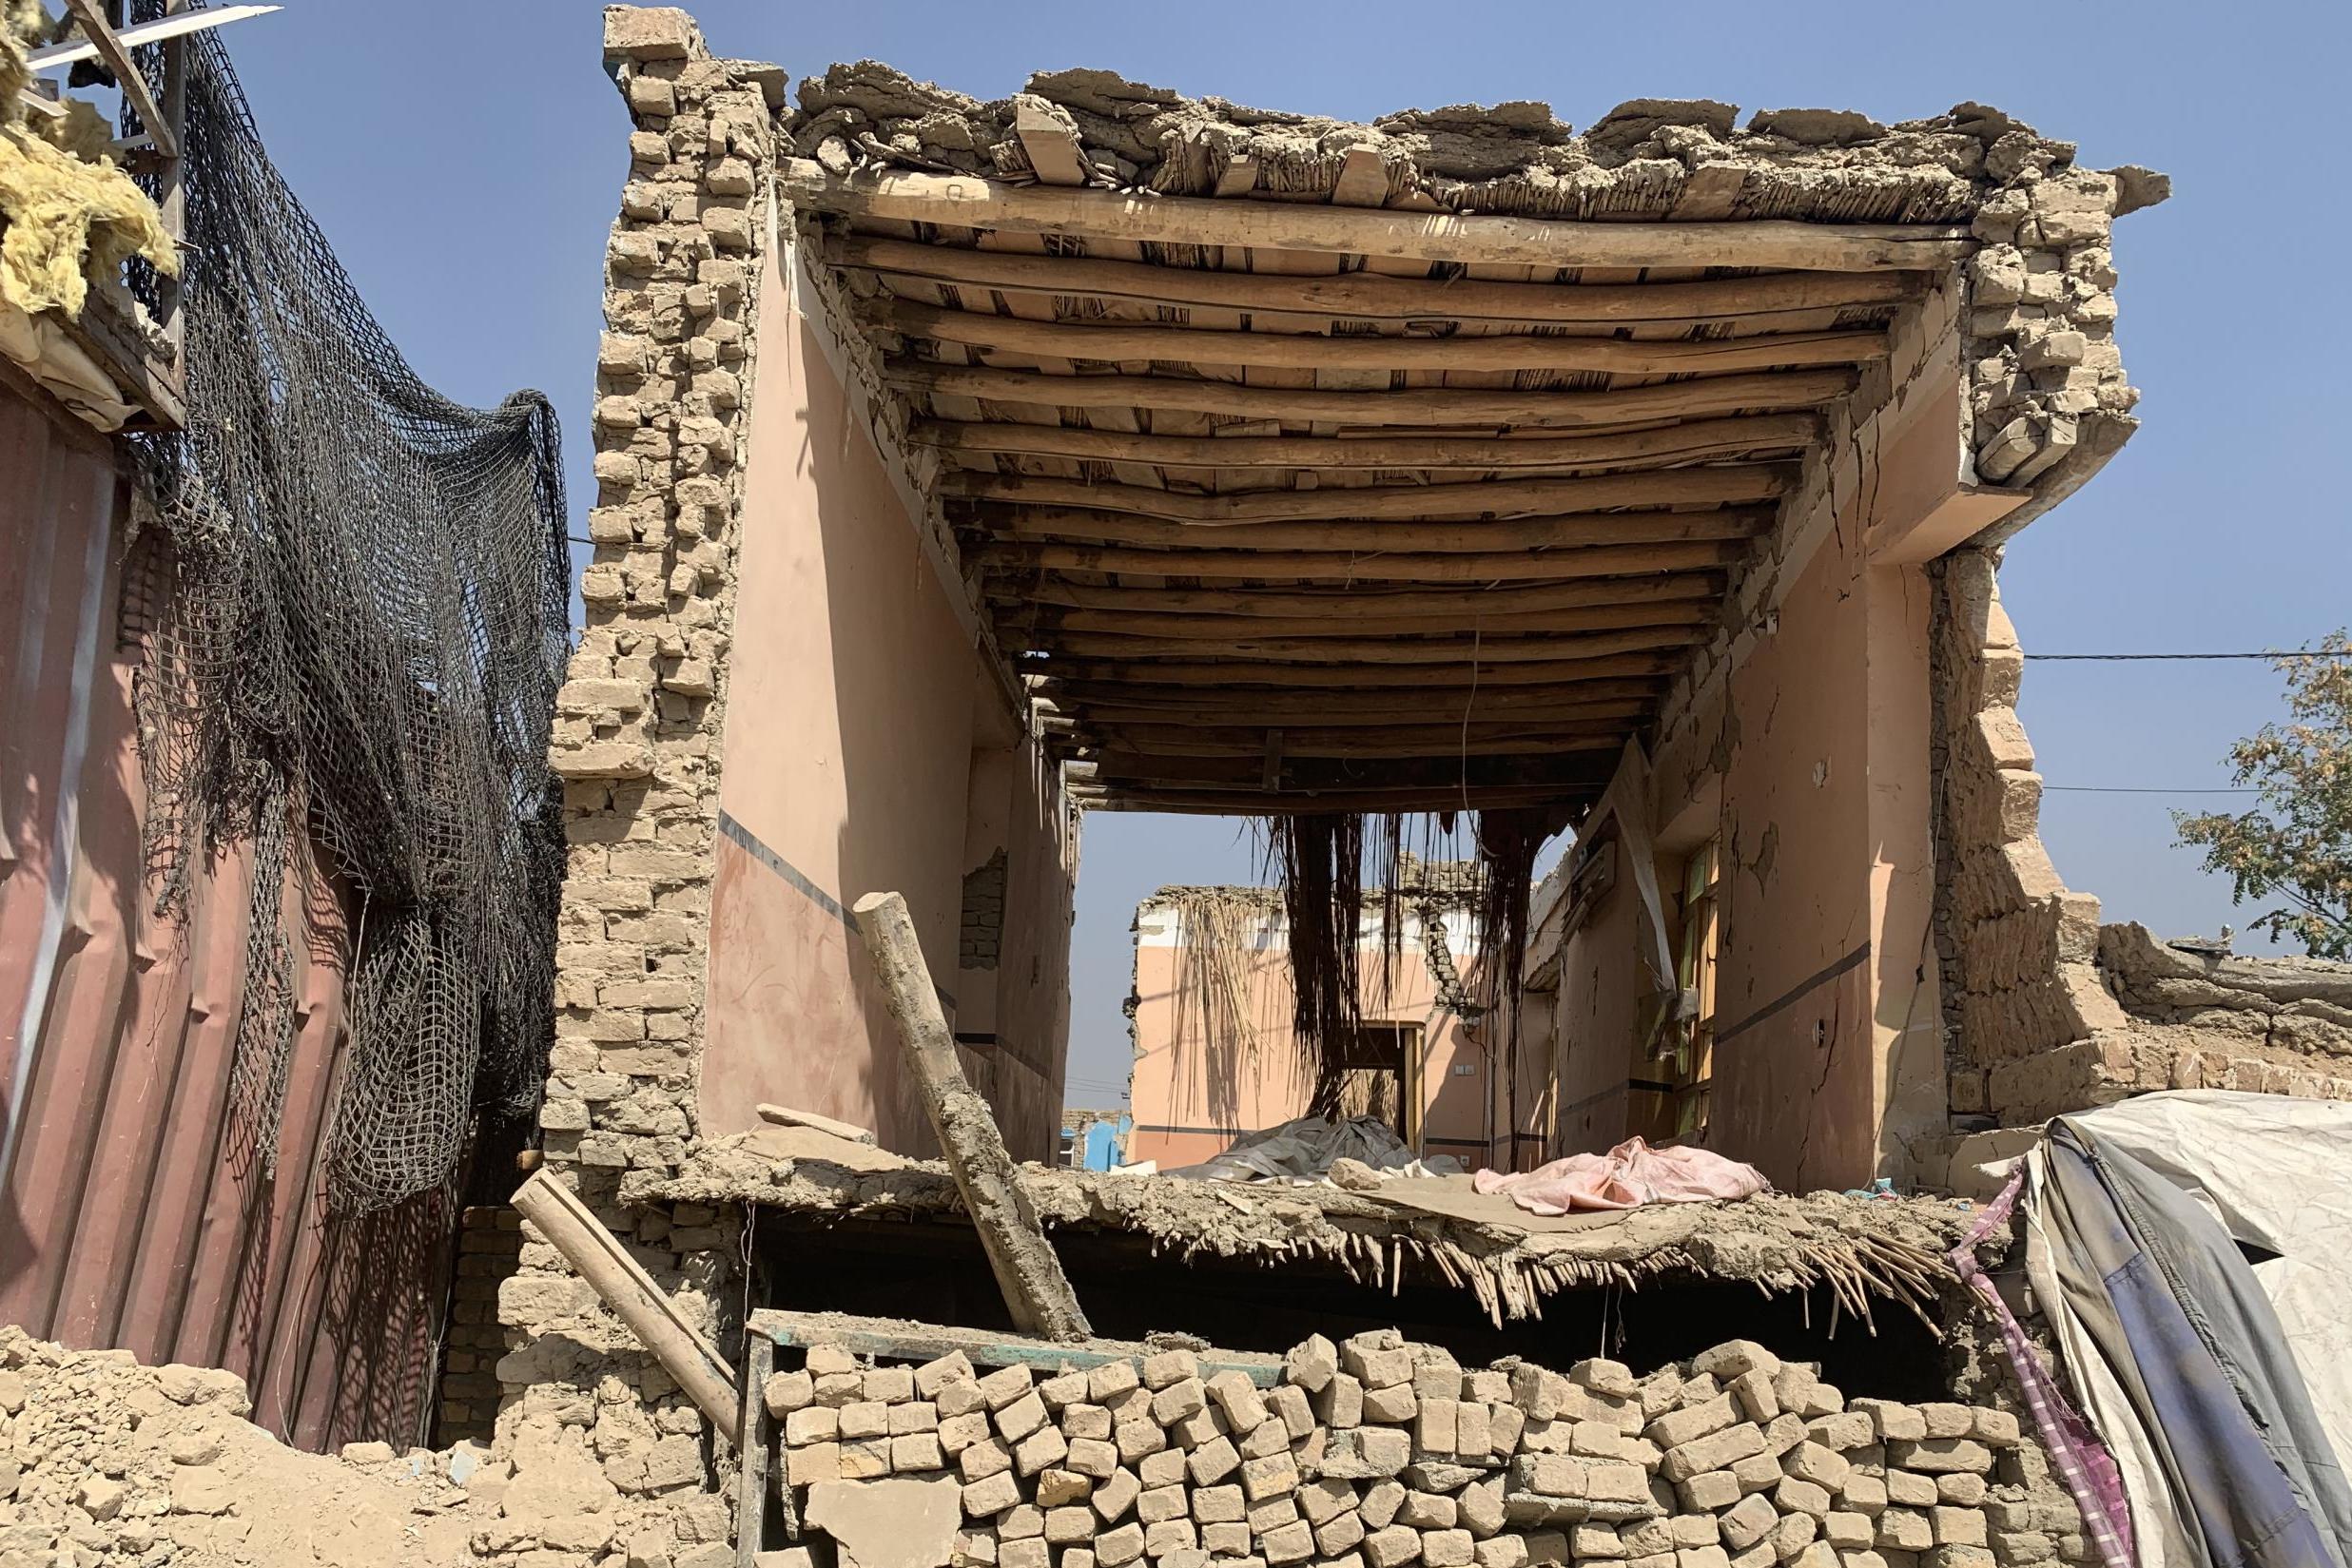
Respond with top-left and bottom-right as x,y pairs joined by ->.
2058,1089 -> 2352,1471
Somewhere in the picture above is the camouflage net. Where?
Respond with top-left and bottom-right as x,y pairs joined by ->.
127,20 -> 569,1212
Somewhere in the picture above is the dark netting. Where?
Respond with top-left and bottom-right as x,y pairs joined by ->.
126,23 -> 570,1213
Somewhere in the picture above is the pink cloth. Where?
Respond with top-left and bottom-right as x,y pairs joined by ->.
1472,1138 -> 1769,1214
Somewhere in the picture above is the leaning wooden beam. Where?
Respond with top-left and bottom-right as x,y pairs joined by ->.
1038,626 -> 1702,664
512,1169 -> 741,1444
59,0 -> 178,159
1036,653 -> 1680,688
782,163 -> 1974,272
913,413 -> 1819,473
826,234 -> 1919,324
949,467 -> 1795,525
849,891 -> 1092,1342
879,300 -> 1889,377
892,360 -> 1858,429
1000,572 -> 1722,616
976,539 -> 1743,583
1013,103 -> 1090,186
980,505 -> 1770,554
736,1331 -> 776,1566
1009,601 -> 1711,643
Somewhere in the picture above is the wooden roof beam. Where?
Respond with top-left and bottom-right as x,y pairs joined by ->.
1032,626 -> 1704,665
1076,752 -> 1617,792
997,572 -> 1723,616
1003,601 -> 1711,644
976,505 -> 1770,555
978,538 -> 1746,582
913,413 -> 1820,473
781,162 -> 1973,273
826,234 -> 1922,325
1028,653 -> 1682,688
946,466 -> 1796,525
890,361 -> 1859,429
877,300 -> 1889,377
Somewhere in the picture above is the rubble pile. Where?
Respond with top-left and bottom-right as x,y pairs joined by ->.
769,1332 -> 2088,1568
0,1328 -> 482,1568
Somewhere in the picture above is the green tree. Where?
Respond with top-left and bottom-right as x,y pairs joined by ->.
2174,632 -> 2352,958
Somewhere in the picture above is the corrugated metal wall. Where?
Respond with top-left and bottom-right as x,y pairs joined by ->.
0,377 -> 449,1451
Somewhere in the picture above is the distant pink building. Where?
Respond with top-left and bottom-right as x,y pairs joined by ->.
1124,877 -> 1519,1171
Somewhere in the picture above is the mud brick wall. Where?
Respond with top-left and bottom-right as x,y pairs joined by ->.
437,1205 -> 524,1446
492,9 -> 782,1543
768,1331 -> 2087,1568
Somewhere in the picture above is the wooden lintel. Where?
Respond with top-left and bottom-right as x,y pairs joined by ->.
826,235 -> 1919,325
781,162 -> 1975,273
877,300 -> 1889,377
891,360 -> 1859,429
1066,697 -> 1654,731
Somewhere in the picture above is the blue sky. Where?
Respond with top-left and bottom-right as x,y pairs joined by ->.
214,1 -> 2349,1109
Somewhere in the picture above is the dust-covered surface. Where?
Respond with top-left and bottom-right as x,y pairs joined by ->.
785,65 -> 2164,228
0,1326 -> 483,1568
633,1138 -> 1983,1329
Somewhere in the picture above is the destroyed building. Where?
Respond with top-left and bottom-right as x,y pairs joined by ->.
10,7 -> 2352,1568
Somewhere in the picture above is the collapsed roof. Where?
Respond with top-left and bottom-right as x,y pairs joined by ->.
777,66 -> 2164,819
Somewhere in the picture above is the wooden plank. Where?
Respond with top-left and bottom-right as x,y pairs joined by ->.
877,300 -> 1888,377
978,538 -> 1744,582
736,1332 -> 774,1567
782,162 -> 1974,272
1034,654 -> 1680,687
1017,601 -> 1711,643
827,235 -> 1917,323
981,505 -> 1770,554
1076,725 -> 1632,760
749,1308 -> 1286,1386
1014,103 -> 1090,186
849,893 -> 1092,1342
60,0 -> 177,158
1000,572 -> 1722,616
890,360 -> 1858,428
1073,785 -> 1590,814
1063,697 -> 1654,729
1038,677 -> 1666,714
912,412 -> 1819,472
1078,752 -> 1615,792
1037,626 -> 1703,664
946,466 -> 1796,524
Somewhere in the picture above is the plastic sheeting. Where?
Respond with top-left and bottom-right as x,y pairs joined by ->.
1163,1115 -> 1459,1184
2025,1091 -> 2352,1568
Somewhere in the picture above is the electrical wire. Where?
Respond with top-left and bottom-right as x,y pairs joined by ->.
2025,650 -> 2352,662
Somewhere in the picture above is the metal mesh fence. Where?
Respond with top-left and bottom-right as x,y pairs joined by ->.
127,24 -> 570,1213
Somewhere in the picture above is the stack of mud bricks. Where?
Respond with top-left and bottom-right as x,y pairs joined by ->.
497,0 -> 782,1453
768,1332 -> 2087,1568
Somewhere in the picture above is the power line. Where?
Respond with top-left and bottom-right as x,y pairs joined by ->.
2025,650 -> 2352,662
2043,785 -> 2256,795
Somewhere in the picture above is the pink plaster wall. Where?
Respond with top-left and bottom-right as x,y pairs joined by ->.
700,257 -> 1075,1161
1125,905 -> 1494,1170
